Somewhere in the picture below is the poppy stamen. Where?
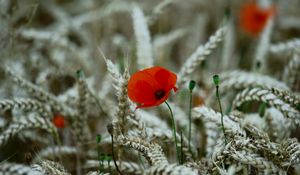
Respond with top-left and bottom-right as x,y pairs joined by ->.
154,89 -> 166,100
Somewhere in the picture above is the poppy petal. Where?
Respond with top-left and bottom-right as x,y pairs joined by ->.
128,72 -> 156,104
239,2 -> 276,36
136,91 -> 170,108
53,114 -> 65,128
144,66 -> 177,91
134,80 -> 156,102
128,66 -> 177,108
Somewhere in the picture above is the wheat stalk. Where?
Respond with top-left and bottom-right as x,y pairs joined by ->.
146,128 -> 198,157
132,4 -> 153,69
31,160 -> 71,175
192,106 -> 246,137
221,20 -> 235,71
153,27 -> 188,52
136,109 -> 169,130
0,114 -> 56,147
270,38 -> 300,55
271,88 -> 300,109
282,51 -> 300,91
221,70 -> 290,92
145,163 -> 199,175
5,66 -> 75,117
116,135 -> 168,165
178,25 -> 227,87
232,87 -> 300,124
228,150 -> 283,174
72,72 -> 91,143
102,57 -> 121,84
18,29 -> 75,52
35,146 -> 78,161
265,108 -> 292,142
205,121 -> 221,158
71,0 -> 131,28
253,17 -> 274,72
85,160 -> 142,174
147,0 -> 174,25
212,134 -> 284,174
0,98 -> 51,118
0,163 -> 41,175
282,138 -> 300,167
114,71 -> 135,134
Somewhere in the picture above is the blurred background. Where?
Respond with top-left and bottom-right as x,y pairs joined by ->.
0,0 -> 299,174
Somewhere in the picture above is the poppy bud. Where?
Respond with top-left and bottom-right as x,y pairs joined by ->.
213,75 -> 220,86
189,80 -> 196,91
96,134 -> 102,144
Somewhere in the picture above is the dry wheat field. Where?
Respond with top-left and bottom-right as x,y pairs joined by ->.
0,0 -> 299,174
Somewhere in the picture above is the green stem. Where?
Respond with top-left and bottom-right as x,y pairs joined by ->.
97,146 -> 103,173
180,130 -> 184,164
52,129 -> 63,163
216,86 -> 227,145
188,90 -> 192,153
138,153 -> 145,170
111,135 -> 123,175
165,101 -> 181,164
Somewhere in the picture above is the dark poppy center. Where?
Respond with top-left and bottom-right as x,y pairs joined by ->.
253,12 -> 266,23
154,89 -> 166,100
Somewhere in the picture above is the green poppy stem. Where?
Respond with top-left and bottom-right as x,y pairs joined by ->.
188,80 -> 196,157
180,130 -> 184,164
96,134 -> 103,173
51,129 -> 63,163
110,134 -> 123,175
215,85 -> 227,145
165,101 -> 181,164
213,75 -> 227,145
188,90 -> 192,153
138,153 -> 145,170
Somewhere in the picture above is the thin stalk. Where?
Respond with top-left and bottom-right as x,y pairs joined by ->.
216,85 -> 227,145
97,143 -> 103,172
75,143 -> 82,175
188,90 -> 192,153
111,135 -> 123,175
165,101 -> 181,164
180,130 -> 184,164
52,129 -> 63,164
138,153 -> 145,170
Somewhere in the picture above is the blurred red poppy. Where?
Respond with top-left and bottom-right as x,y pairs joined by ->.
52,114 -> 65,128
128,66 -> 177,108
239,2 -> 276,36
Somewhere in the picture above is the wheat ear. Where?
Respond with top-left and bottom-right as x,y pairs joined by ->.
233,87 -> 300,124
0,114 -> 56,147
132,4 -> 153,69
178,25 -> 227,87
116,135 -> 168,165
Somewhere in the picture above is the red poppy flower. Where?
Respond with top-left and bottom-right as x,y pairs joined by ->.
52,114 -> 65,128
239,2 -> 276,36
128,66 -> 177,108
